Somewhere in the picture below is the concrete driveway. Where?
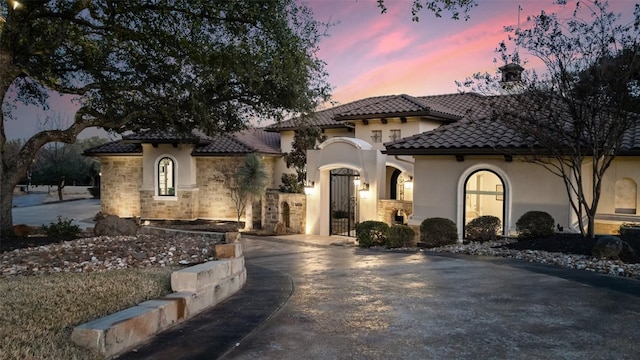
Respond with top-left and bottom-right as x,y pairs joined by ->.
222,236 -> 640,359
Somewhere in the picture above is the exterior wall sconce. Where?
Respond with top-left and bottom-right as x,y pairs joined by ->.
304,181 -> 315,195
353,176 -> 361,187
404,176 -> 413,189
359,183 -> 370,199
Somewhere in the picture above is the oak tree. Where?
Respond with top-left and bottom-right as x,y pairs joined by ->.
0,0 -> 330,233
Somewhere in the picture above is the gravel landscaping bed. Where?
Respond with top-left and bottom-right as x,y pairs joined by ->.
423,237 -> 640,280
1,234 -> 219,277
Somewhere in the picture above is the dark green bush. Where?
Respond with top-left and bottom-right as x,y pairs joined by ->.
465,215 -> 501,242
88,186 -> 100,198
279,173 -> 303,194
42,216 -> 81,239
516,211 -> 555,238
356,221 -> 389,248
385,224 -> 415,248
420,217 -> 458,247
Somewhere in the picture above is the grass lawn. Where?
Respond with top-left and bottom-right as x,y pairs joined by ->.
0,267 -> 178,359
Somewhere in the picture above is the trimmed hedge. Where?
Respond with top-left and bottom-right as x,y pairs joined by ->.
356,221 -> 389,248
516,211 -> 554,238
386,224 -> 415,248
465,215 -> 501,242
420,217 -> 458,247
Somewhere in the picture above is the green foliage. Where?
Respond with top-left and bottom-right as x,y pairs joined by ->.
356,221 -> 389,248
42,217 -> 81,239
420,217 -> 458,247
516,211 -> 555,238
236,153 -> 269,198
283,122 -> 326,190
376,0 -> 477,22
465,216 -> 501,242
88,187 -> 100,198
385,224 -> 415,249
279,173 -> 304,194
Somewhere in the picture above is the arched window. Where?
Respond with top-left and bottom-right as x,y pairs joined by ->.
464,170 -> 504,227
158,157 -> 175,196
615,178 -> 637,214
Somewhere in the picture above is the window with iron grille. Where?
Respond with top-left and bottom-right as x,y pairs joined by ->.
371,130 -> 382,143
389,129 -> 401,141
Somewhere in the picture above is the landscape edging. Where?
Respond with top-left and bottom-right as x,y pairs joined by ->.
71,242 -> 246,359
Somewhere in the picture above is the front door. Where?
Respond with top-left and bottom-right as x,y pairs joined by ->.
330,168 -> 359,236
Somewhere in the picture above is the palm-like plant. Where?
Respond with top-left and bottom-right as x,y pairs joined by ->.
235,153 -> 269,230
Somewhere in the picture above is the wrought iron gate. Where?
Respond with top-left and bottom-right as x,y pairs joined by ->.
330,168 -> 359,236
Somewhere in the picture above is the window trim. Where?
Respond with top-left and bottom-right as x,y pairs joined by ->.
155,155 -> 178,200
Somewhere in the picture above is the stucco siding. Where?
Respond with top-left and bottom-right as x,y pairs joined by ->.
411,156 -> 570,236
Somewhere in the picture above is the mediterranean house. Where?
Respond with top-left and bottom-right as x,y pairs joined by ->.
86,87 -> 640,240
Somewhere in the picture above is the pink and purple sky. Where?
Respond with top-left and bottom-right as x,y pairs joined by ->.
4,0 -> 636,140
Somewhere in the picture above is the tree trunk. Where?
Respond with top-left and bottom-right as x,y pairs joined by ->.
0,170 -> 22,235
58,178 -> 65,201
244,196 -> 253,231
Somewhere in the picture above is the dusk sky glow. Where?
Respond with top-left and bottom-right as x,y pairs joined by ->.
4,0 -> 636,140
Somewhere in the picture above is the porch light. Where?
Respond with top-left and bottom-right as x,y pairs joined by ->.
353,176 -> 361,187
359,183 -> 370,199
304,181 -> 315,195
404,176 -> 413,189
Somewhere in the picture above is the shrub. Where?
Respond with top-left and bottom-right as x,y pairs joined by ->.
420,217 -> 458,247
385,224 -> 415,248
516,211 -> 555,238
87,186 -> 100,198
42,216 -> 81,239
356,221 -> 389,248
465,215 -> 501,242
279,173 -> 303,194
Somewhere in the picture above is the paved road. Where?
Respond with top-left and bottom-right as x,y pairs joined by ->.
11,198 -> 100,229
219,236 -> 640,359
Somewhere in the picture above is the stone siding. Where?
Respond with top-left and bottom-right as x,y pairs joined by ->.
139,189 -> 199,220
263,190 -> 306,233
100,157 -> 142,217
378,199 -> 413,226
196,157 -> 246,221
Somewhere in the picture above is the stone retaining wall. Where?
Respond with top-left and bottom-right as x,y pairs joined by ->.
71,243 -> 246,358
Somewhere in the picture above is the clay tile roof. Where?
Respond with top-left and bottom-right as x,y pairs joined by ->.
334,94 -> 461,120
83,140 -> 142,155
266,95 -> 397,131
233,128 -> 281,154
123,129 -> 207,144
192,133 -> 255,155
384,117 -> 529,155
86,128 -> 282,157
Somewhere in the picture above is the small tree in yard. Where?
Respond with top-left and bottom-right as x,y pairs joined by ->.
282,121 -> 325,193
459,1 -> 640,239
235,154 -> 269,231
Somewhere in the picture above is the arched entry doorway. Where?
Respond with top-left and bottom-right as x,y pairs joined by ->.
464,170 -> 505,231
330,168 -> 359,236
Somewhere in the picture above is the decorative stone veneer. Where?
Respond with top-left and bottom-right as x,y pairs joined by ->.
196,157 -> 246,221
140,189 -> 199,220
378,199 -> 413,226
100,157 -> 142,217
263,189 -> 306,233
